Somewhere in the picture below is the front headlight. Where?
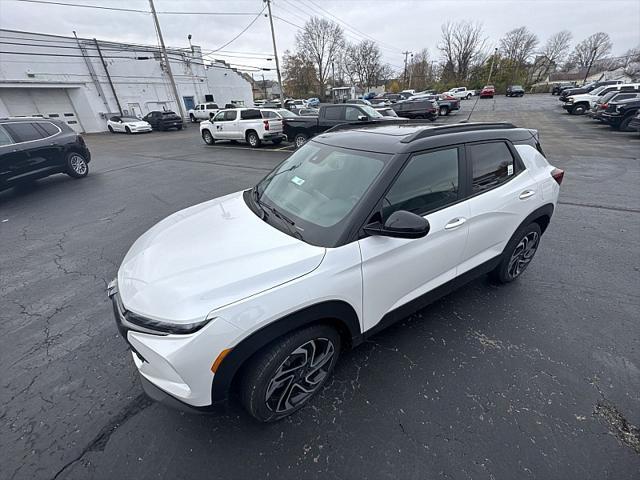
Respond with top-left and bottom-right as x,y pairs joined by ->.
567,97 -> 574,103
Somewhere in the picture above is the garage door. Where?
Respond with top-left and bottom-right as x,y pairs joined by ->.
0,88 -> 84,133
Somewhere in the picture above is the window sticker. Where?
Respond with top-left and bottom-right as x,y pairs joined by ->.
507,164 -> 514,176
291,175 -> 305,186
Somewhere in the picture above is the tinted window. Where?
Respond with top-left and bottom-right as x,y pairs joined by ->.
240,109 -> 261,120
206,103 -> 217,109
109,116 -> 120,121
469,142 -> 515,192
4,122 -> 45,142
224,110 -> 237,121
324,106 -> 343,120
0,125 -> 14,146
37,122 -> 59,136
213,112 -> 225,122
261,111 -> 277,119
384,148 -> 459,219
612,93 -> 638,101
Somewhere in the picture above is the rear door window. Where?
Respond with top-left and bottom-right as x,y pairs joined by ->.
224,111 -> 237,121
3,122 -> 46,143
0,125 -> 14,146
240,109 -> 261,120
324,106 -> 344,120
468,142 -> 516,193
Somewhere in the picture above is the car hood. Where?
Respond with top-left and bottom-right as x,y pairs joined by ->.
126,121 -> 150,127
117,191 -> 326,324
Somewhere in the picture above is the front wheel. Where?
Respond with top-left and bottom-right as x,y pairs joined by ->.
125,127 -> 132,134
202,129 -> 215,145
466,94 -> 472,99
491,222 -> 542,283
294,133 -> 308,149
190,114 -> 196,123
618,116 -> 634,132
571,104 -> 587,115
439,106 -> 448,116
66,152 -> 89,178
240,324 -> 341,422
108,125 -> 115,133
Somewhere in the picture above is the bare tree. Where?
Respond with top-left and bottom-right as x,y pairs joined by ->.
530,30 -> 572,83
500,26 -> 538,81
342,40 -> 392,91
571,32 -> 613,81
296,17 -> 344,98
282,50 -> 318,98
619,47 -> 640,80
407,49 -> 435,90
438,21 -> 486,83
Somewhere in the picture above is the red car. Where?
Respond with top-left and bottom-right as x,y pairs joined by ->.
480,85 -> 495,98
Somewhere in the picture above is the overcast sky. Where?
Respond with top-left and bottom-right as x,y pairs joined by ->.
1,0 -> 639,79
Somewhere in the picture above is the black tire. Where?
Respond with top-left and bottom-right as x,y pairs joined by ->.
272,138 -> 283,145
108,125 -> 115,133
294,133 -> 308,149
125,127 -> 132,134
490,222 -> 542,284
240,324 -> 341,422
414,114 -> 425,119
66,152 -> 89,178
202,129 -> 215,145
246,130 -> 261,148
439,106 -> 448,116
190,114 -> 196,123
466,94 -> 472,100
572,104 -> 587,115
618,115 -> 634,132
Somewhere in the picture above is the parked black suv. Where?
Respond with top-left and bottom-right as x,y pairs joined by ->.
601,98 -> 640,131
391,98 -> 438,121
0,118 -> 91,192
559,80 -> 623,102
142,111 -> 183,131
506,85 -> 525,97
551,82 -> 576,95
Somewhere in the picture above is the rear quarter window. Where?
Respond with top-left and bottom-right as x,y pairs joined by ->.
240,109 -> 262,120
0,125 -> 14,146
469,142 -> 516,192
36,122 -> 60,137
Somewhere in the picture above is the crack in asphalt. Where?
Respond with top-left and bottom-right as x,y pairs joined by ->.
558,200 -> 640,214
50,393 -> 153,480
594,401 -> 640,455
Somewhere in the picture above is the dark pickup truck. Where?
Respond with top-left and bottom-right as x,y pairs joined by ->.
601,98 -> 640,131
283,104 -> 402,148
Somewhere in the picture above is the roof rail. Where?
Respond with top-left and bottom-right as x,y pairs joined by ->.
324,118 -> 433,134
400,122 -> 517,143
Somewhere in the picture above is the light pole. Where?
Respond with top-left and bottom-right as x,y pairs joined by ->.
487,47 -> 498,84
264,0 -> 284,100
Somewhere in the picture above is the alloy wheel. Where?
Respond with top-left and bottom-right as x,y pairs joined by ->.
203,131 -> 213,144
69,154 -> 87,175
265,338 -> 335,414
295,135 -> 307,148
507,231 -> 539,279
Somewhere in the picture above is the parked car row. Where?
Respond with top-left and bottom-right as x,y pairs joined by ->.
557,81 -> 640,133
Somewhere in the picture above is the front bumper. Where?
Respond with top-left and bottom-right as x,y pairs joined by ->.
601,113 -> 622,125
109,285 -> 243,408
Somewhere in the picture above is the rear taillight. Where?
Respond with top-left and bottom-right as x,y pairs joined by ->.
600,103 -> 608,109
551,168 -> 564,185
263,120 -> 269,131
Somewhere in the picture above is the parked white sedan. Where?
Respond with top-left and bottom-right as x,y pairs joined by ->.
107,116 -> 152,134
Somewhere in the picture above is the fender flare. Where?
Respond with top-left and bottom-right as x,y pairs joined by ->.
211,300 -> 361,402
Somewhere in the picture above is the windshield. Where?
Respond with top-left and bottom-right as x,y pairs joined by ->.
360,105 -> 383,118
277,109 -> 298,117
590,86 -> 606,95
254,142 -> 389,246
511,85 -> 523,89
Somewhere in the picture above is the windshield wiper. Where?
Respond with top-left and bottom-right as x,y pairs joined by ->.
258,200 -> 303,240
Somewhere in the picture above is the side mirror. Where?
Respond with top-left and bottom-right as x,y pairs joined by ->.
364,210 -> 430,239
357,115 -> 368,121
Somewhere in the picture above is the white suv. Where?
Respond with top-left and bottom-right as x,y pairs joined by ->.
109,122 -> 563,422
200,108 -> 285,147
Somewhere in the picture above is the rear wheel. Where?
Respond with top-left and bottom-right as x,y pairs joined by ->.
66,152 -> 89,178
414,114 -> 425,119
618,115 -> 634,132
247,131 -> 261,148
125,127 -> 132,134
240,324 -> 341,422
294,133 -> 308,149
466,93 -> 472,99
108,125 -> 114,133
190,114 -> 196,123
491,222 -> 542,283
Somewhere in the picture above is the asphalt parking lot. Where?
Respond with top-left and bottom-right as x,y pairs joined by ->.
1,94 -> 639,480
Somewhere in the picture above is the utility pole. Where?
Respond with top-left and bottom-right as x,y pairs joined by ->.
149,0 -> 186,120
262,74 -> 267,99
264,0 -> 284,100
94,38 -> 122,115
408,53 -> 414,89
402,51 -> 411,88
487,47 -> 498,85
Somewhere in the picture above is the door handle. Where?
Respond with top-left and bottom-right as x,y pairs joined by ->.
519,190 -> 536,199
445,217 -> 466,230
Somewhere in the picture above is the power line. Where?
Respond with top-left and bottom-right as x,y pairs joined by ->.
208,6 -> 266,53
11,0 -> 263,15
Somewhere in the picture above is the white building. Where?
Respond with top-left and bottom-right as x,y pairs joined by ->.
0,29 -> 253,132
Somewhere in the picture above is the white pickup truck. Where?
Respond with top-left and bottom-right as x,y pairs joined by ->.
188,102 -> 220,122
445,87 -> 475,100
199,108 -> 286,147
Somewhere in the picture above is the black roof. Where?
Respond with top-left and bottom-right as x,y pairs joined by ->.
313,122 -> 535,154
